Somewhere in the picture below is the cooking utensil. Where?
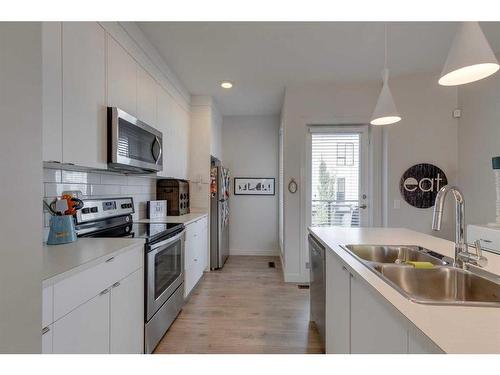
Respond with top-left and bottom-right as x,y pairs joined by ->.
43,200 -> 57,216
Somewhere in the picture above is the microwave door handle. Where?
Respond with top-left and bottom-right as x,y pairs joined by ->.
152,136 -> 162,164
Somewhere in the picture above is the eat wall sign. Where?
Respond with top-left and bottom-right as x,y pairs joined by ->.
399,163 -> 448,209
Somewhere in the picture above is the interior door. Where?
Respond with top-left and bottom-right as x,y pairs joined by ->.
308,126 -> 370,228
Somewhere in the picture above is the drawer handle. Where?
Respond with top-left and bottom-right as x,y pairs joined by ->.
99,288 -> 109,296
42,326 -> 50,335
194,258 -> 198,262
481,238 -> 493,243
342,266 -> 348,271
105,257 -> 115,263
112,282 -> 121,288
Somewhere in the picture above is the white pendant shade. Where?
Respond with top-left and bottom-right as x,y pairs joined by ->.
439,22 -> 499,86
370,69 -> 401,126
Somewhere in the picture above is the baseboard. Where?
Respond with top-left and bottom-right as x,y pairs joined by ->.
229,248 -> 279,256
282,272 -> 307,283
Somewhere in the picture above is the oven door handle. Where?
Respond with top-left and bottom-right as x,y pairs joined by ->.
149,229 -> 186,252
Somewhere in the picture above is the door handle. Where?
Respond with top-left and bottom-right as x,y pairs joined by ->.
42,326 -> 50,335
152,136 -> 162,164
359,204 -> 367,209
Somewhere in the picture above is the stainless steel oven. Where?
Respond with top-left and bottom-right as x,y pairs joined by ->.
145,228 -> 185,353
108,107 -> 163,173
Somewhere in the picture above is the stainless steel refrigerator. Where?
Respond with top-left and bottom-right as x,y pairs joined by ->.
210,160 -> 230,269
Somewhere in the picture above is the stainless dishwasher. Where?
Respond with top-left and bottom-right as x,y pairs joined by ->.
309,234 -> 325,348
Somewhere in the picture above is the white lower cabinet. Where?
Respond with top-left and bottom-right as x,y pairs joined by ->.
325,252 -> 350,354
350,273 -> 408,354
325,248 -> 444,354
110,269 -> 144,354
42,325 -> 53,354
43,245 -> 144,354
184,216 -> 208,298
53,291 -> 110,354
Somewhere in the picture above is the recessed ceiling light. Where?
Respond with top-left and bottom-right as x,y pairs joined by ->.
220,81 -> 233,89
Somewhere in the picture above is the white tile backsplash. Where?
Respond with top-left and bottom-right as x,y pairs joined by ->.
62,170 -> 101,184
100,173 -> 128,185
43,167 -> 157,231
43,168 -> 62,183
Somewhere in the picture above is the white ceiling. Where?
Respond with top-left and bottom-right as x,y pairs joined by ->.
137,22 -> 500,116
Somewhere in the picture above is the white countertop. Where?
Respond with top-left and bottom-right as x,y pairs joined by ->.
137,211 -> 208,226
309,227 -> 500,354
43,238 -> 145,286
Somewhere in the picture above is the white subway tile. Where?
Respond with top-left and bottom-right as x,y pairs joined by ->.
62,170 -> 100,184
100,173 -> 127,185
43,168 -> 62,183
44,183 -> 89,197
90,184 -> 121,196
121,185 -> 155,195
127,175 -> 156,186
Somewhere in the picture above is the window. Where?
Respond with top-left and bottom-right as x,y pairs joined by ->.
336,178 -> 346,201
336,142 -> 355,166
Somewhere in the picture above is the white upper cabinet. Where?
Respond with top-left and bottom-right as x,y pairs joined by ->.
41,22 -> 190,172
42,22 -> 62,163
157,86 -> 190,179
62,22 -> 107,169
107,35 -> 137,117
137,65 -> 158,128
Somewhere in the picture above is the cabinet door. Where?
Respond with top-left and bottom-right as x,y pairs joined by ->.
184,237 -> 196,298
107,36 -> 137,117
199,218 -> 208,272
157,87 -> 174,178
62,22 -> 106,169
408,326 -> 444,354
110,269 -> 144,354
42,325 -> 53,354
53,290 -> 110,354
137,65 -> 157,128
350,274 -> 408,354
325,252 -> 350,354
42,22 -> 62,162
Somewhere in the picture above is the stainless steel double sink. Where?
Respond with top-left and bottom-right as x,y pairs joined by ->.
342,245 -> 500,307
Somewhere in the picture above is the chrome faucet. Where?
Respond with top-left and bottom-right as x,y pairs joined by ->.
432,185 -> 488,268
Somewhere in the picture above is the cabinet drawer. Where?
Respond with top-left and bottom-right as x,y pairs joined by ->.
42,285 -> 54,327
53,245 -> 143,320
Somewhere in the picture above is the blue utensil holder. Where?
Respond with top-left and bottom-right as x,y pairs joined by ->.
47,215 -> 77,245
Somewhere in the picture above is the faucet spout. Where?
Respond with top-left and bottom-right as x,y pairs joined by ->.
431,185 -> 466,267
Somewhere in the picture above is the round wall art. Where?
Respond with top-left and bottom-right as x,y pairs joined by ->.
399,163 -> 448,209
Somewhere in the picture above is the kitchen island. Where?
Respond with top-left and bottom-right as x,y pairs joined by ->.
309,227 -> 500,354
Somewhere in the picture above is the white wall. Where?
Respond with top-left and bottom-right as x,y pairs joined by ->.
384,75 -> 458,238
0,23 -> 43,353
222,115 -> 280,256
282,73 -> 458,282
457,55 -> 500,226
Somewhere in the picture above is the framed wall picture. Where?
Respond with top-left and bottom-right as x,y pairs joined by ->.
234,177 -> 275,196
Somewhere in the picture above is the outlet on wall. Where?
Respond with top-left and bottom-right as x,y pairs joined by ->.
393,199 -> 401,209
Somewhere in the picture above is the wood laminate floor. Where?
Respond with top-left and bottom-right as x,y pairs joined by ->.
154,256 -> 324,354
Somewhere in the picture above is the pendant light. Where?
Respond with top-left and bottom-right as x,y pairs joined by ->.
439,22 -> 499,86
370,24 -> 401,126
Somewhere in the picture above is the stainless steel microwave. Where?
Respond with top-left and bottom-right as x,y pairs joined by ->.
107,107 -> 163,173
